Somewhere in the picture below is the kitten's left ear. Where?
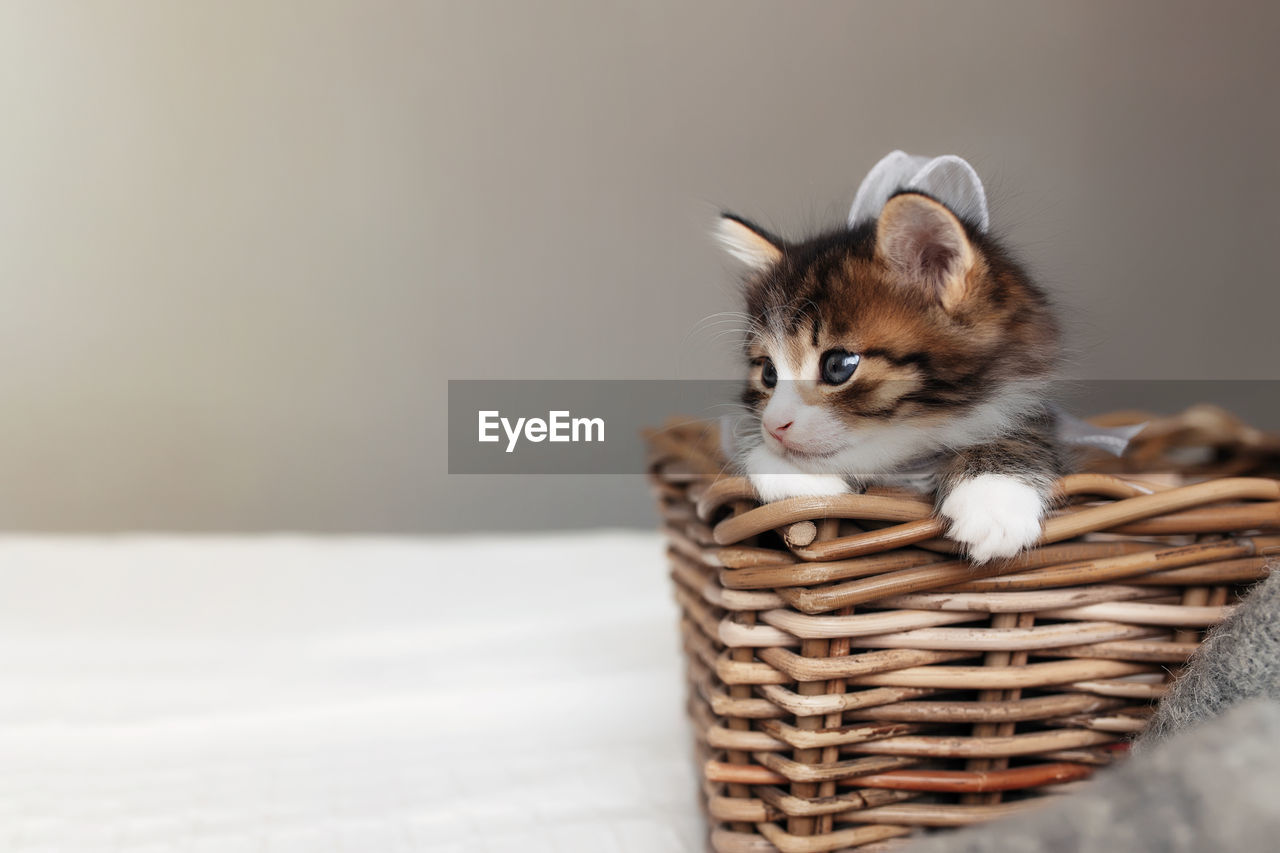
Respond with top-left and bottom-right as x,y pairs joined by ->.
875,193 -> 976,312
715,214 -> 783,272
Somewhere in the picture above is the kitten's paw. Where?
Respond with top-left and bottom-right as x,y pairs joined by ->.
939,474 -> 1046,564
750,472 -> 851,504
741,445 -> 852,503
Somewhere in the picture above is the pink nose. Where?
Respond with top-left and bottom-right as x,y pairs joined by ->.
767,420 -> 794,442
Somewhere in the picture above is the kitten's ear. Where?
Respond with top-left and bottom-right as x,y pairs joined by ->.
715,214 -> 783,272
875,193 -> 976,312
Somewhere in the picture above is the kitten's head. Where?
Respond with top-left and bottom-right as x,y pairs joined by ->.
718,192 -> 1060,477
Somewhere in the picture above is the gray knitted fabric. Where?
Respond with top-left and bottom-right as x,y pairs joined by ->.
1136,568 -> 1280,751
902,569 -> 1280,852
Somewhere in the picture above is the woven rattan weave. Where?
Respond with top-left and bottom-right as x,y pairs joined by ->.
646,405 -> 1280,852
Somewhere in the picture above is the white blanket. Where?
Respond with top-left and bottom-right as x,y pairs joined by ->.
0,532 -> 701,851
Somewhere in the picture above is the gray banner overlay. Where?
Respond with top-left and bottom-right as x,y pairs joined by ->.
448,380 -> 1280,475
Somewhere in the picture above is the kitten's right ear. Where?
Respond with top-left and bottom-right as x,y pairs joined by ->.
715,214 -> 783,272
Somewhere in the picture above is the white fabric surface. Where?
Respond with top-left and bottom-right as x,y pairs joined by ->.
0,532 -> 701,852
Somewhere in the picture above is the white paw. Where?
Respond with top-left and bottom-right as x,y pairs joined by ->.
750,471 -> 851,504
939,474 -> 1046,563
742,445 -> 851,503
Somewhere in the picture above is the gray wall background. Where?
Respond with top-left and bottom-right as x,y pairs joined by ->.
1,1 -> 1277,532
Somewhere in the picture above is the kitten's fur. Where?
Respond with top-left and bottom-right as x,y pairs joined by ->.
719,191 -> 1069,563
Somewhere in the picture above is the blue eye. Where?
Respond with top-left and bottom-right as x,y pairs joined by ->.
821,350 -> 860,385
760,358 -> 777,388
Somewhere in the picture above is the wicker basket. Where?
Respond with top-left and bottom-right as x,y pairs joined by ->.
645,405 -> 1280,853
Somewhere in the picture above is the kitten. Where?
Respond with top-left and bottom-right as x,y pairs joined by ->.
717,191 -> 1069,563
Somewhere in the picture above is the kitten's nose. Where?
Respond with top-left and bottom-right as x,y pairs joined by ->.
768,420 -> 794,442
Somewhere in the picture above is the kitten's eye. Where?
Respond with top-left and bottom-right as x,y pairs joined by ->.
820,350 -> 861,385
760,358 -> 777,388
